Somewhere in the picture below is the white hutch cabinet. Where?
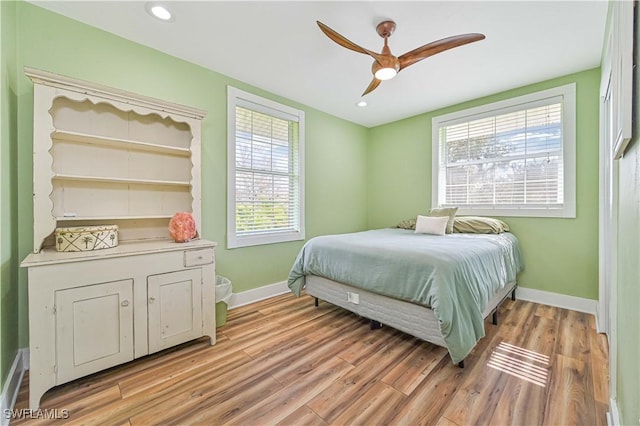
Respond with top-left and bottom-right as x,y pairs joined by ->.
20,68 -> 216,409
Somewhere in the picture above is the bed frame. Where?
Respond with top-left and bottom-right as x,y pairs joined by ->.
306,275 -> 517,367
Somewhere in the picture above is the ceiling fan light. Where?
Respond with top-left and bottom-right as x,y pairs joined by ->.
374,67 -> 397,81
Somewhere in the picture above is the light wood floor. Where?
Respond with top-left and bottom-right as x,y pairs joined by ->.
13,292 -> 609,425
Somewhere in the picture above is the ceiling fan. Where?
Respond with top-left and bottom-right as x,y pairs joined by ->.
317,20 -> 485,96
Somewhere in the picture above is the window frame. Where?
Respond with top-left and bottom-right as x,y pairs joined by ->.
431,83 -> 576,218
227,86 -> 305,248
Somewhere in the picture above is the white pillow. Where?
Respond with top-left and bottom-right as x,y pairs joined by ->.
414,215 -> 449,236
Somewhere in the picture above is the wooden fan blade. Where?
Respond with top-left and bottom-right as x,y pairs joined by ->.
317,21 -> 384,63
398,33 -> 485,71
362,78 -> 382,96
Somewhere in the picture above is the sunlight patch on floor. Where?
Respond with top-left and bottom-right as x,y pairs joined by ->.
487,341 -> 550,387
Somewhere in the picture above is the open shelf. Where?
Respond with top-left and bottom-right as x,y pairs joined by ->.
54,214 -> 174,221
51,130 -> 192,157
27,68 -> 206,253
52,174 -> 192,187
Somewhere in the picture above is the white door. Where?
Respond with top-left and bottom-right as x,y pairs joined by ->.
147,269 -> 202,353
55,279 -> 134,384
599,64 -> 618,399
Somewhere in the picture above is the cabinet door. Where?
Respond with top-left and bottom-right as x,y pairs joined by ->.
148,269 -> 202,353
55,279 -> 134,384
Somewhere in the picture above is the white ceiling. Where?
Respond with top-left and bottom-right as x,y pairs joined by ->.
30,1 -> 608,128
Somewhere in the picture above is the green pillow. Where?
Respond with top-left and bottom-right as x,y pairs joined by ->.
428,207 -> 458,234
396,218 -> 417,230
453,216 -> 510,234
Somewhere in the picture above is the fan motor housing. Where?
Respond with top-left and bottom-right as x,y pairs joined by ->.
376,21 -> 396,38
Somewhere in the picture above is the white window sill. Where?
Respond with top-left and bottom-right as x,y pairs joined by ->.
454,206 -> 576,219
227,230 -> 305,249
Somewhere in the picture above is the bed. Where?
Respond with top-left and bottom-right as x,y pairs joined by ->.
288,228 -> 524,365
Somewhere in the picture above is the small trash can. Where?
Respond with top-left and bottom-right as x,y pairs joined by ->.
215,275 -> 232,327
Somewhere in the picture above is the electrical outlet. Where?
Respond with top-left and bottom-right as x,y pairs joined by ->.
347,291 -> 360,304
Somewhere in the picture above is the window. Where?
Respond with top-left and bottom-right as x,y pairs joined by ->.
432,83 -> 576,218
227,87 -> 305,248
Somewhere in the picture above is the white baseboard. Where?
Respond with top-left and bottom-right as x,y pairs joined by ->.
21,349 -> 29,372
228,281 -> 289,309
227,283 -> 598,315
516,287 -> 597,315
595,301 -> 605,333
1,348 -> 28,426
607,397 -> 621,426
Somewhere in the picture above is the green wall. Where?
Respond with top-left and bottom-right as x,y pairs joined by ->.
368,69 -> 600,300
12,2 -> 369,349
1,0 -> 19,389
615,3 -> 640,423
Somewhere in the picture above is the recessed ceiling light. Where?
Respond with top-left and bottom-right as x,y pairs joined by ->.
146,3 -> 173,21
356,100 -> 367,107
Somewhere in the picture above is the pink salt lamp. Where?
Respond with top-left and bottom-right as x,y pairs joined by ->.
169,212 -> 197,243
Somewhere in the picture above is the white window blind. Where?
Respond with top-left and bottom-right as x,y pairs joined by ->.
227,87 -> 305,248
432,84 -> 576,218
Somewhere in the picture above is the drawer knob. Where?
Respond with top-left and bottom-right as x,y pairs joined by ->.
121,300 -> 129,307
149,297 -> 156,304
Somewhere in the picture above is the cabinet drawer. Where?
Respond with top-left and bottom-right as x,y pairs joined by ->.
184,249 -> 214,267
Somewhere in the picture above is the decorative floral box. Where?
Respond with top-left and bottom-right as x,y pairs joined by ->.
55,225 -> 119,252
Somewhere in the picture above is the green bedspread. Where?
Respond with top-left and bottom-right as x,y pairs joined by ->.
288,228 -> 524,363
